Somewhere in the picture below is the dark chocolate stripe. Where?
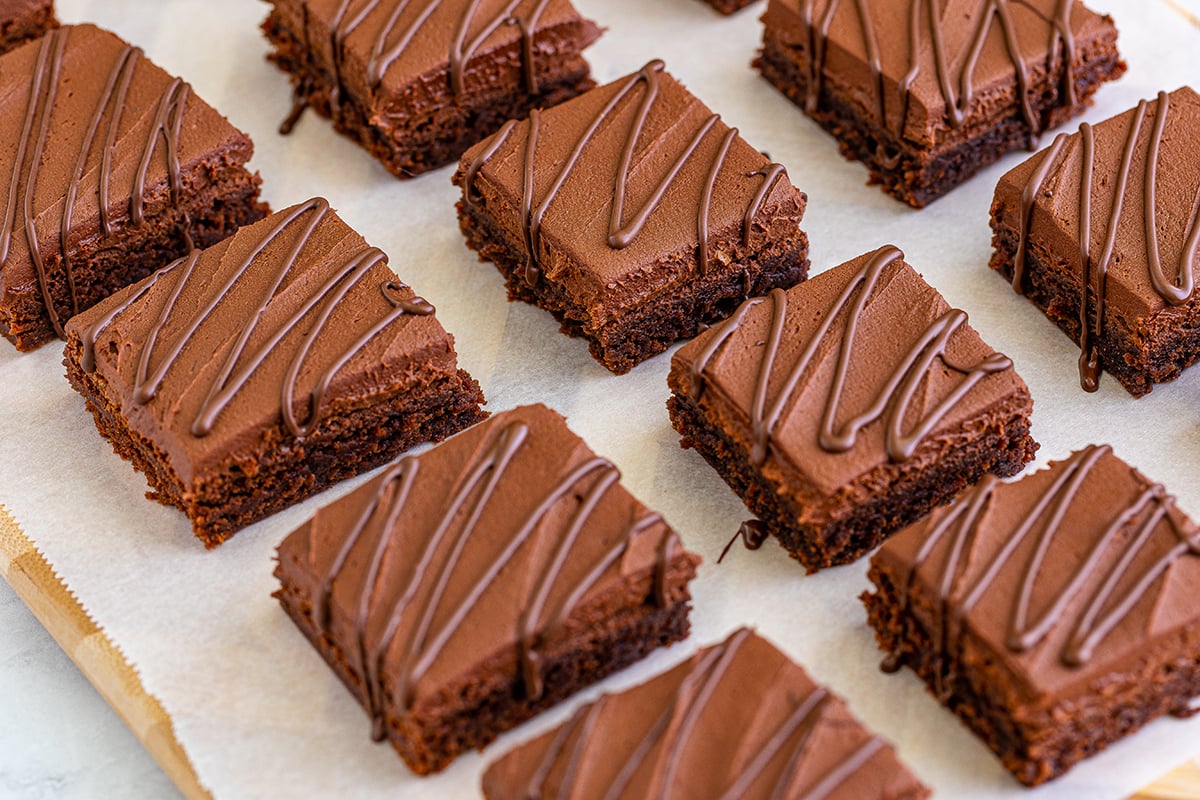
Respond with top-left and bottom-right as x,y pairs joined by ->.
717,686 -> 830,800
690,244 -> 1012,466
1143,92 -> 1198,306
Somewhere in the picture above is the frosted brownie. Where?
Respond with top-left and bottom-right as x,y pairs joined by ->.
668,245 -> 1036,571
261,0 -> 601,177
755,0 -> 1124,207
482,627 -> 930,799
0,24 -> 266,351
455,60 -> 809,374
64,198 -> 485,547
274,403 -> 701,774
990,87 -> 1200,396
864,445 -> 1200,785
0,0 -> 56,54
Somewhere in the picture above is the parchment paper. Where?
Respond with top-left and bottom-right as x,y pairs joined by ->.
3,0 -> 1200,797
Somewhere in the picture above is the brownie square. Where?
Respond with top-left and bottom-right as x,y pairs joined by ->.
0,24 -> 267,352
990,87 -> 1200,397
698,0 -> 757,15
454,60 -> 810,374
864,445 -> 1200,786
261,0 -> 601,178
63,198 -> 486,547
274,403 -> 702,775
755,0 -> 1125,207
0,0 -> 56,54
667,245 -> 1037,571
482,627 -> 930,799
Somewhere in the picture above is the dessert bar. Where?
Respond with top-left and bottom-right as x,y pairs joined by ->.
990,87 -> 1200,396
64,198 -> 485,547
755,0 -> 1125,207
668,244 -> 1036,571
274,403 -> 701,774
261,0 -> 601,177
0,0 -> 56,54
482,628 -> 931,799
455,60 -> 809,374
0,24 -> 266,351
864,445 -> 1200,785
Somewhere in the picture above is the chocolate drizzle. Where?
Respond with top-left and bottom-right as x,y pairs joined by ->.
0,28 -> 195,340
689,244 -> 1012,466
796,0 -> 1077,148
308,414 -> 679,740
1011,91 -> 1200,391
461,60 -> 787,280
81,197 -> 434,440
894,445 -> 1200,675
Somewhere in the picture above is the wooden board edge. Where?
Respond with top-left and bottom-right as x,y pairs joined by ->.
1130,758 -> 1200,800
0,504 -> 212,800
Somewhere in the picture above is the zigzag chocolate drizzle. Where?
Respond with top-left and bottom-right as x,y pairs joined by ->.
0,29 -> 192,340
462,60 -> 787,281
81,197 -> 433,439
689,244 -> 1012,466
1012,91 -> 1200,391
517,628 -> 887,799
892,445 -> 1200,681
309,416 -> 676,740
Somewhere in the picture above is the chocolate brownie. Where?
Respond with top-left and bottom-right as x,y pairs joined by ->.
667,245 -> 1037,571
990,87 -> 1200,397
261,0 -> 601,178
755,0 -> 1125,207
0,24 -> 267,352
864,445 -> 1200,786
274,403 -> 702,775
482,627 -> 930,799
63,198 -> 485,548
0,0 -> 56,54
697,0 -> 757,15
454,60 -> 809,374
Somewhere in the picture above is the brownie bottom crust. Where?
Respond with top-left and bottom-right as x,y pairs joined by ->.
754,35 -> 1125,208
262,11 -> 595,179
666,390 -> 1037,571
1,172 -> 266,352
458,199 -> 810,374
863,562 -> 1200,786
274,559 -> 698,775
990,207 -> 1200,397
64,340 -> 487,547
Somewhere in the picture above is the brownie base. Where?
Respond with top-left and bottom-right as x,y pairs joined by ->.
0,0 -> 57,55
275,560 -> 697,775
64,337 -> 487,547
262,10 -> 596,179
457,199 -> 809,374
666,389 -> 1037,571
989,205 -> 1200,397
754,32 -> 1125,208
1,170 -> 267,352
863,562 -> 1200,786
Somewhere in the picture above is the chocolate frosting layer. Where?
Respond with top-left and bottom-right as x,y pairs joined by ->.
275,403 -> 699,740
0,24 -> 256,340
671,245 -> 1027,496
455,61 -> 806,320
761,0 -> 1119,149
995,86 -> 1200,391
482,628 -> 929,800
874,445 -> 1200,699
65,198 -> 459,485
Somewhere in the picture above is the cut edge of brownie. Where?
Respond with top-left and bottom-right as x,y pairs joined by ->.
0,1 -> 57,55
63,334 -> 486,547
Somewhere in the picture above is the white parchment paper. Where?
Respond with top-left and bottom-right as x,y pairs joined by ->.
3,0 -> 1200,797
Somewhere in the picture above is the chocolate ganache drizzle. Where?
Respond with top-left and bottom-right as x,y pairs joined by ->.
80,197 -> 434,440
462,60 -> 787,281
689,244 -> 1012,466
516,629 -> 888,799
1012,91 -> 1200,391
308,415 -> 676,740
890,445 -> 1200,685
0,28 -> 194,339
797,0 -> 1077,150
282,0 -> 554,134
